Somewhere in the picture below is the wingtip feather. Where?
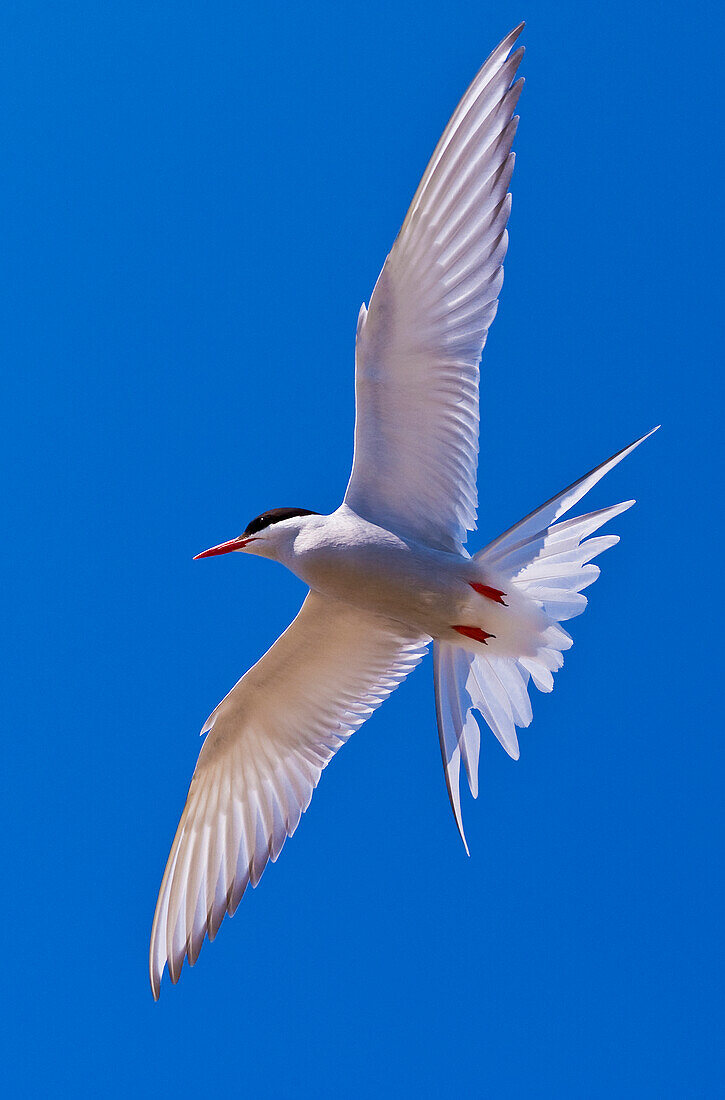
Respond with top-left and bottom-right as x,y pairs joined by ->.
505,22 -> 526,47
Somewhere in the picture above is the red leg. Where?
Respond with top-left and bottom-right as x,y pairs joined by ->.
470,582 -> 507,606
452,625 -> 496,645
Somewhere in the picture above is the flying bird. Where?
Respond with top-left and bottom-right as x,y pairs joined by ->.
150,23 -> 656,998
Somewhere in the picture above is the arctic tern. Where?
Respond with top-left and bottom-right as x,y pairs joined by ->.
150,22 -> 657,998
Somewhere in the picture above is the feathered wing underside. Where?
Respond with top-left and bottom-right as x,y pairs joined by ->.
434,429 -> 657,846
150,593 -> 429,998
345,24 -> 525,552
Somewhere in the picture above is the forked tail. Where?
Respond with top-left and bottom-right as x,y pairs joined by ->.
434,427 -> 658,852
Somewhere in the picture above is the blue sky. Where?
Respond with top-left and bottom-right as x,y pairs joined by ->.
2,1 -> 722,1095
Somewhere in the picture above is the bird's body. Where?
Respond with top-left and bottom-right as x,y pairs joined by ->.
150,23 -> 657,998
273,506 -> 467,637
262,505 -> 541,653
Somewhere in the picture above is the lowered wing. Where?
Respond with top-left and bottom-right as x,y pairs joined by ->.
150,592 -> 428,997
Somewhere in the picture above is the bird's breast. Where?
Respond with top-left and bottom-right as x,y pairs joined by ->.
285,525 -> 461,631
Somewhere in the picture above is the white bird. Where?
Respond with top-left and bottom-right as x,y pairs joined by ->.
150,23 -> 657,998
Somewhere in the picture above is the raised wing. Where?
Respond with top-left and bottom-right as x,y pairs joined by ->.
150,592 -> 428,998
345,24 -> 524,552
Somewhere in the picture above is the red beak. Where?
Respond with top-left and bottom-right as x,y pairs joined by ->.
193,536 -> 257,559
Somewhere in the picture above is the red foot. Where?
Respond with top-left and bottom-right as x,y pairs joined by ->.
452,625 -> 495,645
470,582 -> 507,606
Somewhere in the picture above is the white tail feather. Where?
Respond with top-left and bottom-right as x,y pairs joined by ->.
434,428 -> 657,848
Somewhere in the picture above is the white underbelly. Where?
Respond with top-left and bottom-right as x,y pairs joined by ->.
284,524 -> 551,657
289,536 -> 462,634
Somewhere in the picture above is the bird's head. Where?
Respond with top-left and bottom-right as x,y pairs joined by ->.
194,507 -> 320,562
